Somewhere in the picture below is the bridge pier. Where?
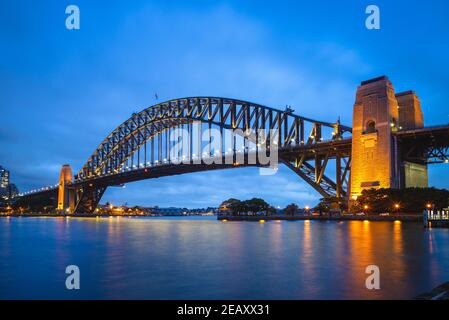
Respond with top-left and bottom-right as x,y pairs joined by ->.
349,76 -> 428,209
396,91 -> 428,188
16,92 -> 447,215
73,185 -> 107,214
57,165 -> 75,213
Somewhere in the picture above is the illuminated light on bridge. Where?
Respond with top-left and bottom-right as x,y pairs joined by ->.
11,77 -> 449,214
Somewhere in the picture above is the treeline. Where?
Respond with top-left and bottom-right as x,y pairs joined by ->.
352,187 -> 449,214
220,198 -> 305,216
220,198 -> 274,215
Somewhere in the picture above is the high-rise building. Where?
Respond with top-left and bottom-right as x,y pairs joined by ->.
0,166 -> 10,188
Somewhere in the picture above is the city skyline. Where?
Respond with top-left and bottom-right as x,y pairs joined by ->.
1,0 -> 449,208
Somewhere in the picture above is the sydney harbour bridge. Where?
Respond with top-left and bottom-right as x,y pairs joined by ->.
12,76 -> 449,213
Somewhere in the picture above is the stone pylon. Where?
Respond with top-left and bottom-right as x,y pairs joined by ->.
57,164 -> 74,212
349,76 -> 428,208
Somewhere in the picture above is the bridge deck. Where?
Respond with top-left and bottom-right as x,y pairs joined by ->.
396,124 -> 449,137
396,125 -> 449,164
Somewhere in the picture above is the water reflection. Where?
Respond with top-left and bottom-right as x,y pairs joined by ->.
1,217 -> 449,299
393,221 -> 403,255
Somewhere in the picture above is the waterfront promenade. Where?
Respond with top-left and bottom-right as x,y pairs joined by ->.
0,212 -> 424,222
217,214 -> 422,222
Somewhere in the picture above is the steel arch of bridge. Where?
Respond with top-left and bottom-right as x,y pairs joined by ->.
10,97 -> 351,213
71,97 -> 352,213
78,97 -> 351,179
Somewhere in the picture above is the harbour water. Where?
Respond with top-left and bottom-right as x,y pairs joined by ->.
1,216 -> 448,299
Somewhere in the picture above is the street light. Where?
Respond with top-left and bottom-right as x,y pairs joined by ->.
394,203 -> 400,214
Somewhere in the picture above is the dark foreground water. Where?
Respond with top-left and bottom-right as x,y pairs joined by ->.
1,216 -> 449,299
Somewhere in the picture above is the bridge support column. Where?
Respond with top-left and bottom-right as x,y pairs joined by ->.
395,90 -> 428,188
349,76 -> 430,210
57,164 -> 74,213
349,76 -> 400,208
73,185 -> 107,214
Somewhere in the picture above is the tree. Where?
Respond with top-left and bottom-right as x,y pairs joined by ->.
266,206 -> 277,215
284,203 -> 299,215
225,199 -> 244,216
353,187 -> 449,214
219,198 -> 240,209
221,198 -> 272,215
314,197 -> 347,214
244,198 -> 270,214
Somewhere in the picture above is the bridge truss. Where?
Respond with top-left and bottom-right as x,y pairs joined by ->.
72,97 -> 352,213
397,125 -> 449,164
15,97 -> 354,213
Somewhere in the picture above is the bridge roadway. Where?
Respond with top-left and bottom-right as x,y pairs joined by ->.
10,88 -> 449,214
396,124 -> 449,164
13,137 -> 353,207
13,122 -> 449,211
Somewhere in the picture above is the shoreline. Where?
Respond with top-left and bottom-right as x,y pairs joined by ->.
217,214 -> 423,222
0,213 -> 423,222
0,213 -> 211,218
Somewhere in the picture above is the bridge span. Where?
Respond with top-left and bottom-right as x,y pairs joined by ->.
12,76 -> 449,213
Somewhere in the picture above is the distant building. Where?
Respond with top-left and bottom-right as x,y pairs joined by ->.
153,207 -> 186,216
152,206 -> 216,216
94,204 -> 217,216
187,207 -> 217,215
0,166 -> 9,188
0,166 -> 19,199
8,184 -> 19,197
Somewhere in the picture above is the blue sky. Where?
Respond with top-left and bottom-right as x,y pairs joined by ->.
1,0 -> 449,208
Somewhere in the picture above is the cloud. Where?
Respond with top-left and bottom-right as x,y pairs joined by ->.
1,2 -> 370,204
